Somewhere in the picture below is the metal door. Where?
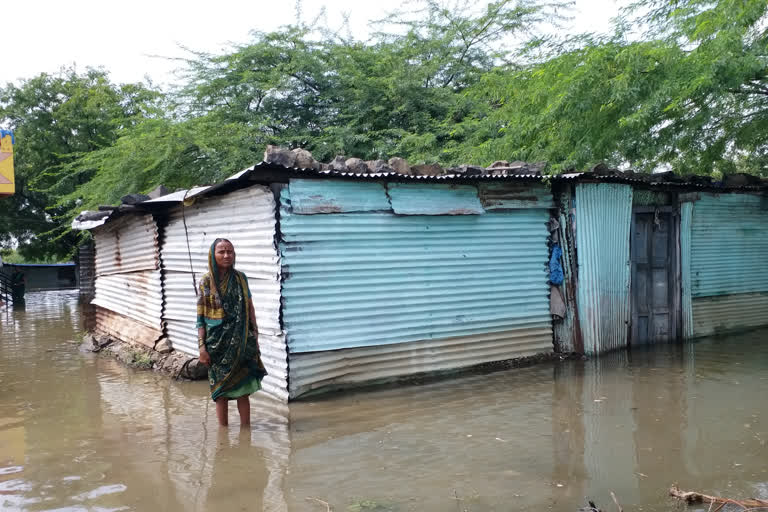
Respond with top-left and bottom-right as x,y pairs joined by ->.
631,208 -> 679,344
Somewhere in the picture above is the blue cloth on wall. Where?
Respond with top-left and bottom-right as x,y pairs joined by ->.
549,244 -> 564,285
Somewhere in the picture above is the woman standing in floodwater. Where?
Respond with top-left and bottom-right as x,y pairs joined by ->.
197,238 -> 267,426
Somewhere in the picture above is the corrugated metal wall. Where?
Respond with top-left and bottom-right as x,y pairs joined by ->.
91,213 -> 164,347
78,242 -> 96,302
679,202 -> 694,338
574,183 -> 633,355
159,186 -> 287,401
690,193 -> 768,336
280,179 -> 554,398
94,214 -> 160,275
553,186 -> 579,352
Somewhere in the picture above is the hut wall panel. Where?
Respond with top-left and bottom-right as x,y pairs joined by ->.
289,179 -> 391,213
94,213 -> 160,276
574,183 -> 633,355
680,202 -> 694,339
92,270 -> 164,329
690,193 -> 768,336
691,193 -> 768,297
692,293 -> 768,337
387,183 -> 485,215
289,327 -> 553,398
279,185 -> 553,355
159,185 -> 287,402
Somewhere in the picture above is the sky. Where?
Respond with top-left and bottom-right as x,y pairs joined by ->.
3,0 -> 622,87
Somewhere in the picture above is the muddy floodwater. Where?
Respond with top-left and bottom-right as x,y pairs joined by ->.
1,291 -> 767,511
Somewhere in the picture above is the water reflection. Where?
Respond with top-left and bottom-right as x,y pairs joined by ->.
1,291 -> 767,511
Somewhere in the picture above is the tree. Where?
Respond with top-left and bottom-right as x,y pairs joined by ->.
0,67 -> 161,259
451,0 -> 768,174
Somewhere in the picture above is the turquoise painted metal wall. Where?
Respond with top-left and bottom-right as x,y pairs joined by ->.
689,193 -> 768,337
279,181 -> 553,353
691,193 -> 768,297
574,183 -> 633,355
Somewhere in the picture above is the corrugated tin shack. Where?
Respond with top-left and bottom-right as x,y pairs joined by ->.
553,171 -> 768,354
74,154 -> 558,401
73,149 -> 768,401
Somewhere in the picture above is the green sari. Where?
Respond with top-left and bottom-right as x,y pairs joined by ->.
196,243 -> 267,401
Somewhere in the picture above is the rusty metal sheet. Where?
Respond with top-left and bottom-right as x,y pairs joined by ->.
289,179 -> 391,214
692,293 -> 768,337
93,213 -> 160,276
574,183 -> 633,355
478,182 -> 554,210
289,327 -> 553,398
92,270 -> 163,329
387,183 -> 485,215
94,305 -> 163,348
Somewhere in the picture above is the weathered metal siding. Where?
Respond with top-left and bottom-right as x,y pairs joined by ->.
289,179 -> 391,213
575,183 -> 633,354
552,187 -> 579,352
289,328 -> 553,397
690,193 -> 768,336
692,293 -> 768,336
93,271 -> 164,328
78,242 -> 96,301
679,202 -> 694,338
159,185 -> 287,402
280,179 -> 553,396
93,305 -> 163,348
91,213 -> 164,344
691,193 -> 768,297
388,183 -> 486,215
93,214 -> 160,275
478,182 -> 555,210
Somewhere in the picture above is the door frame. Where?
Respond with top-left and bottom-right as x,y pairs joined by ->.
629,205 -> 682,345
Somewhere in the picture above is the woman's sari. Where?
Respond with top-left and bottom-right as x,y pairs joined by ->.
196,243 -> 267,401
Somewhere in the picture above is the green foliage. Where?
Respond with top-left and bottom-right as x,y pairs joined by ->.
455,0 -> 768,173
0,67 -> 162,259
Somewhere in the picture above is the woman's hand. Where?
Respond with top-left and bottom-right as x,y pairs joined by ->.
199,349 -> 211,366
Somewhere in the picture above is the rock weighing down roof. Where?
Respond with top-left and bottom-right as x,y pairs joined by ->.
263,145 -> 548,177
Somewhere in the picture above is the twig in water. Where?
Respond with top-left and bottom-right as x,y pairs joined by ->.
306,497 -> 332,512
610,492 -> 623,512
670,485 -> 768,510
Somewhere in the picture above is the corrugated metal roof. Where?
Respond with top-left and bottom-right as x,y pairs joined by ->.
559,171 -> 767,191
92,270 -> 164,329
575,183 -> 633,355
279,183 -> 553,354
289,327 -> 553,398
691,193 -> 768,297
94,213 -> 160,276
159,185 -> 287,401
142,186 -> 211,204
692,294 -> 768,337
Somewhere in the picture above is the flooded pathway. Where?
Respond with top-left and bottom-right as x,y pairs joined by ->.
1,292 -> 766,511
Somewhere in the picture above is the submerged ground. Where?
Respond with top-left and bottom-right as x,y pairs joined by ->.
0,291 -> 766,511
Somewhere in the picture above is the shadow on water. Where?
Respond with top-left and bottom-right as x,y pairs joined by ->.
1,291 -> 767,511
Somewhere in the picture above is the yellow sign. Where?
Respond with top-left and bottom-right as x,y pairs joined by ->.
0,131 -> 15,197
